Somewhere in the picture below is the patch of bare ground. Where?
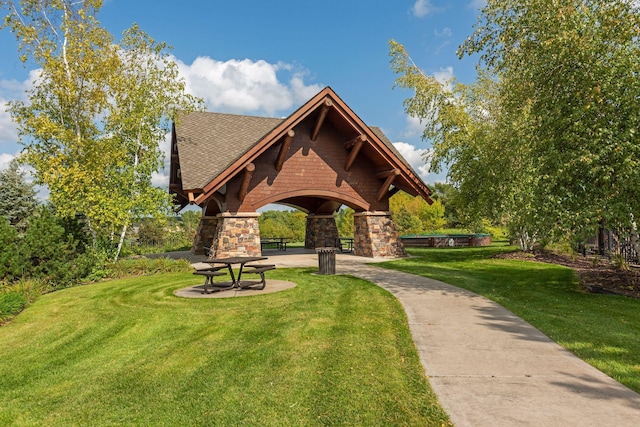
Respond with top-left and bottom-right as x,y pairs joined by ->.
495,250 -> 640,299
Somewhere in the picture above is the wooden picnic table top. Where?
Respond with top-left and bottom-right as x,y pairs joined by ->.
208,256 -> 268,265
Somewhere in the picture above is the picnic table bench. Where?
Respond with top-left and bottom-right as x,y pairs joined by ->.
335,237 -> 354,253
260,237 -> 287,251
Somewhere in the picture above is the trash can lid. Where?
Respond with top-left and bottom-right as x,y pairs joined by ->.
315,247 -> 338,253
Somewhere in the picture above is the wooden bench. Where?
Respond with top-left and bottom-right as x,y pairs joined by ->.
238,264 -> 276,290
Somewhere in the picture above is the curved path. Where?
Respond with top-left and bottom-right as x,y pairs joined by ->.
270,250 -> 640,426
172,250 -> 640,425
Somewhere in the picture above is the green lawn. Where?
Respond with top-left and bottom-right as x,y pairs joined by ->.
379,245 -> 640,393
0,269 -> 451,426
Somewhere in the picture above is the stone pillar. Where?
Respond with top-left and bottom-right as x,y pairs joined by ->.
191,216 -> 218,255
208,212 -> 261,259
353,211 -> 406,258
305,214 -> 339,249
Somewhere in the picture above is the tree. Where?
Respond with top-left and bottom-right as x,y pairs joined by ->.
459,0 -> 640,249
1,0 -> 203,260
180,210 -> 202,242
390,192 -> 446,234
0,217 -> 26,280
20,205 -> 91,285
430,182 -> 462,227
391,1 -> 640,251
0,158 -> 38,229
390,43 -> 518,236
335,207 -> 354,237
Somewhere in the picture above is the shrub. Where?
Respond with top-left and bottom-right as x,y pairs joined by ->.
0,277 -> 49,322
20,206 -> 90,287
106,257 -> 191,279
0,217 -> 26,281
0,291 -> 27,323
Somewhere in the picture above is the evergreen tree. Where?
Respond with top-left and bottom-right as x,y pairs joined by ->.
0,158 -> 38,229
0,217 -> 26,280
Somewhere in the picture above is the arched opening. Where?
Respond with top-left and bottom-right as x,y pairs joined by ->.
171,87 -> 431,258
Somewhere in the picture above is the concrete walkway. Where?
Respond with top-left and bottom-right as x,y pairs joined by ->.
345,263 -> 640,426
171,250 -> 640,425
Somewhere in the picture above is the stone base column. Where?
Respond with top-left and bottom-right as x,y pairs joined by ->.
305,214 -> 339,249
191,216 -> 218,255
354,211 -> 406,258
208,212 -> 261,259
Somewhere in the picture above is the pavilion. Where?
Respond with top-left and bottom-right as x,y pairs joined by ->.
169,87 -> 432,258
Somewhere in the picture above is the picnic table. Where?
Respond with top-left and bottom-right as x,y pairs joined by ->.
335,237 -> 354,253
260,237 -> 288,251
192,256 -> 275,294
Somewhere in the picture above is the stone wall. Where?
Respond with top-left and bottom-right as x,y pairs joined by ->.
353,211 -> 406,258
305,214 -> 339,249
208,212 -> 261,259
191,216 -> 218,255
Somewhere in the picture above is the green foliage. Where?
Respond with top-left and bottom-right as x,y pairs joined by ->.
391,1 -> 640,250
0,277 -> 49,323
460,0 -> 640,236
1,1 -> 203,261
20,206 -> 93,287
105,257 -> 191,279
0,291 -> 26,323
390,192 -> 446,235
0,158 -> 38,230
0,217 -> 26,281
335,207 -> 354,237
259,210 -> 306,241
136,217 -> 168,246
180,209 -> 201,242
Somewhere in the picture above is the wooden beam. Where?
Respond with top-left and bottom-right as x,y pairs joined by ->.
275,129 -> 295,171
344,136 -> 366,172
375,168 -> 401,179
388,186 -> 401,198
376,169 -> 400,202
238,163 -> 256,203
343,134 -> 366,150
310,99 -> 332,141
188,191 -> 195,204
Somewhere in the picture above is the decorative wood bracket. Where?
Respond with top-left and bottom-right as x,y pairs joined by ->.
343,135 -> 367,171
310,99 -> 332,141
376,168 -> 400,201
275,130 -> 295,171
238,163 -> 256,203
188,191 -> 195,204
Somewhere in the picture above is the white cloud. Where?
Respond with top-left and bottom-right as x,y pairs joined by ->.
0,152 -> 14,170
412,0 -> 435,17
468,0 -> 486,9
392,141 -> 432,181
433,66 -> 455,87
175,56 -> 322,116
434,27 -> 452,38
0,99 -> 18,145
403,115 -> 424,139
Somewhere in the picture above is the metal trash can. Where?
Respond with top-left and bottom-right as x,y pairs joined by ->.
316,247 -> 337,275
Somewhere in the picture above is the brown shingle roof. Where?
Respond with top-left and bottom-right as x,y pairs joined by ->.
172,87 -> 432,205
175,112 -> 284,190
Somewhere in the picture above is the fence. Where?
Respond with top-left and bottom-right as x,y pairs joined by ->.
579,228 -> 639,266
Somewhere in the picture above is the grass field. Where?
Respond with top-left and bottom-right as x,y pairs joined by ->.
0,268 -> 451,426
379,245 -> 640,393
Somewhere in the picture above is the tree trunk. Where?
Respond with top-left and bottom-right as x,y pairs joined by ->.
114,224 -> 127,262
630,215 -> 640,265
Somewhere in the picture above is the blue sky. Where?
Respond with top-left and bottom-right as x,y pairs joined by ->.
0,0 -> 485,190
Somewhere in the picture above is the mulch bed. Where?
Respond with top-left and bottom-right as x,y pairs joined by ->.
495,250 -> 640,299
